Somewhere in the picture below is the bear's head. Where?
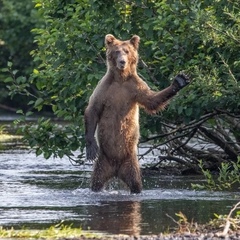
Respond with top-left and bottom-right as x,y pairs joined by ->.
105,34 -> 140,75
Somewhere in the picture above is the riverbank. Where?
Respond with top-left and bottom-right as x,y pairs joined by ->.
1,212 -> 240,240
64,231 -> 240,240
1,229 -> 240,240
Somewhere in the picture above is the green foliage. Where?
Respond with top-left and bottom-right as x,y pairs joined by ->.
2,0 -> 240,164
2,62 -> 33,99
0,0 -> 41,108
0,0 -> 39,74
192,157 -> 240,191
17,117 -> 84,162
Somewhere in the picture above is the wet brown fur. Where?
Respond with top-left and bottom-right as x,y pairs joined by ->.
84,34 -> 179,193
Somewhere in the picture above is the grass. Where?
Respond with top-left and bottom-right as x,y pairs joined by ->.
0,223 -> 102,239
0,133 -> 22,142
0,125 -> 23,152
0,125 -> 22,142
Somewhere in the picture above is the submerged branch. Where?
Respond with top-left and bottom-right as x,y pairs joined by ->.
0,103 -> 17,112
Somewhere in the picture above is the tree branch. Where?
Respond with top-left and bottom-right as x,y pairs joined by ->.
199,126 -> 238,161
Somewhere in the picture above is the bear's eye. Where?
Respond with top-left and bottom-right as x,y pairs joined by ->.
124,49 -> 129,54
115,50 -> 121,54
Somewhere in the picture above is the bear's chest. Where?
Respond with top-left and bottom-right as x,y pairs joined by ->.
103,82 -> 134,110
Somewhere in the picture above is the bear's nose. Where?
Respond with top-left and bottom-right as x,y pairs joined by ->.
120,60 -> 126,65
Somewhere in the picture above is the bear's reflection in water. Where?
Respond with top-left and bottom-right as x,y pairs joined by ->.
86,200 -> 141,235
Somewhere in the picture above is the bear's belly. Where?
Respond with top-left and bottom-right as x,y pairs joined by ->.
97,113 -> 139,160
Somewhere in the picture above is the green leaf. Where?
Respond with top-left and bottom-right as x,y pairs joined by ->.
34,98 -> 44,107
16,110 -> 24,114
12,70 -> 18,75
35,3 -> 42,8
26,111 -> 33,117
1,68 -> 9,73
33,69 -> 39,74
7,61 -> 12,68
185,108 -> 193,117
16,76 -> 26,84
3,77 -> 13,83
44,151 -> 51,159
52,105 -> 57,112
36,148 -> 42,156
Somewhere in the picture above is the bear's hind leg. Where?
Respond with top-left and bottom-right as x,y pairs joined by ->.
91,157 -> 114,192
118,161 -> 142,194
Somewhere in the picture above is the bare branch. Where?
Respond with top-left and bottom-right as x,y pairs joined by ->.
199,126 -> 238,161
171,128 -> 197,154
140,112 -> 217,143
217,201 -> 240,237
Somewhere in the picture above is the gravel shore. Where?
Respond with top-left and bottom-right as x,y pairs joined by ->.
61,231 -> 240,240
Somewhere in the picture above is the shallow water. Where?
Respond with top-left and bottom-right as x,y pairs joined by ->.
0,144 -> 238,235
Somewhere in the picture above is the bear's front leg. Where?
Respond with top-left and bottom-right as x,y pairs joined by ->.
84,107 -> 100,161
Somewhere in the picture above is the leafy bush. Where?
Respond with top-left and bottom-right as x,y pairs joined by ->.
2,1 -> 240,170
0,0 -> 41,109
192,157 -> 240,191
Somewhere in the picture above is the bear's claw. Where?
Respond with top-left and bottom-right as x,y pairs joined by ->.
86,139 -> 99,161
173,73 -> 190,90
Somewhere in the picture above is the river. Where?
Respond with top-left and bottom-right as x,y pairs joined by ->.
0,136 -> 238,235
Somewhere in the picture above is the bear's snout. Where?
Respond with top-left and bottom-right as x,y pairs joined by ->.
119,60 -> 126,69
117,56 -> 128,69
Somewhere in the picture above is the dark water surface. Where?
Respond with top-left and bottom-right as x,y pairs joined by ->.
0,144 -> 238,235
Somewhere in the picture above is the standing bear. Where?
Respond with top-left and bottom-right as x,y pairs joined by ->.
84,34 -> 189,193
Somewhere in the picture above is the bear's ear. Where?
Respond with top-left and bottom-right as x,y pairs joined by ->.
105,34 -> 116,47
130,35 -> 140,49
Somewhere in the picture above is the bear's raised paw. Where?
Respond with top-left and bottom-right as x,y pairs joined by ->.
173,73 -> 190,90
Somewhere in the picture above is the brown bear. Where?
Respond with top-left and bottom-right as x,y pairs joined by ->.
84,34 -> 189,194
